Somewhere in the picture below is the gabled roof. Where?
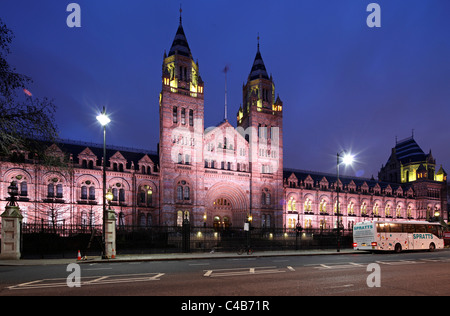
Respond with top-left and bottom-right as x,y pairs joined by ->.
283,168 -> 413,193
47,139 -> 159,170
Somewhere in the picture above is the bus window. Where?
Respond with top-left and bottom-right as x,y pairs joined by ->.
415,224 -> 427,233
403,224 -> 415,234
377,223 -> 387,233
389,223 -> 402,233
427,225 -> 439,237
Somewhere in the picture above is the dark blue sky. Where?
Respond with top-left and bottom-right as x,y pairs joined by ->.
1,0 -> 449,178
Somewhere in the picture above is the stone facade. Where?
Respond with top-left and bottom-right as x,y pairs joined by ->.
0,18 -> 447,232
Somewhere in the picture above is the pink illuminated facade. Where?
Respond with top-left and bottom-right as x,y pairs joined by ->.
0,18 -> 447,231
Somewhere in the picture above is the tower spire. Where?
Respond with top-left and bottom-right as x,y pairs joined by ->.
179,4 -> 182,25
257,32 -> 260,51
223,65 -> 229,121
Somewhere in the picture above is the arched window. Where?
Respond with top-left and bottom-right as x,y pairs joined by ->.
177,210 -> 190,226
287,197 -> 296,212
181,108 -> 186,125
173,106 -> 178,123
176,180 -> 191,202
139,213 -> 146,227
361,202 -> 367,216
177,210 -> 183,226
396,204 -> 402,218
184,186 -> 190,200
334,200 -> 341,214
47,184 -> 54,197
261,188 -> 271,206
189,109 -> 194,126
319,199 -> 327,214
305,218 -> 312,229
304,198 -> 312,212
373,203 -> 379,216
138,185 -> 153,206
56,184 -> 63,198
407,205 -> 412,218
177,186 -> 183,200
119,188 -> 125,202
112,188 -> 118,201
81,186 -> 87,200
288,218 -> 296,229
385,204 -> 391,217
20,181 -> 27,196
348,201 -> 355,215
89,186 -> 95,200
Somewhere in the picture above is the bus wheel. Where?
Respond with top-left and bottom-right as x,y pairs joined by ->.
429,243 -> 435,252
394,243 -> 402,253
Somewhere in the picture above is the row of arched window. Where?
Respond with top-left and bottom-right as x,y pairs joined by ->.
287,196 -> 415,218
5,177 -> 155,207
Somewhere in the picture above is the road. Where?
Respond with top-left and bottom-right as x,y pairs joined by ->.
0,250 -> 449,299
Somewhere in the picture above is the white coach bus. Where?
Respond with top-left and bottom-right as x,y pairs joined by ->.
353,220 -> 445,253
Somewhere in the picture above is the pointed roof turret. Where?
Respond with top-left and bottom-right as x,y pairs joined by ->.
393,136 -> 426,164
168,7 -> 192,58
248,35 -> 269,80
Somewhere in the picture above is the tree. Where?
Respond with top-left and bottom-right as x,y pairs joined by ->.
0,18 -> 58,158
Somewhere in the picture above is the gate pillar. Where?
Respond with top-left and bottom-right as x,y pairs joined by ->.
0,182 -> 23,260
103,208 -> 116,259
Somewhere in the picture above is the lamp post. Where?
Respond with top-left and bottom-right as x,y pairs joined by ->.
96,107 -> 111,259
336,151 -> 354,252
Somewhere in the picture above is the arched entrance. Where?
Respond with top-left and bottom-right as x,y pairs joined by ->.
205,182 -> 249,229
213,215 -> 231,230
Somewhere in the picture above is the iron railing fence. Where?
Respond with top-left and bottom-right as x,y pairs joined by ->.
8,223 -> 353,259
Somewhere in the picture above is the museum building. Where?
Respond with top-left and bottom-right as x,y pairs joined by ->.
0,17 -> 447,231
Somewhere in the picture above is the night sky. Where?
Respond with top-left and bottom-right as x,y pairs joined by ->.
1,0 -> 449,179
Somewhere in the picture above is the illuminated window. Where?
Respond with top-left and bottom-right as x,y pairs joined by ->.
304,198 -> 312,212
334,201 -> 341,214
373,203 -> 379,216
288,218 -> 296,229
396,205 -> 402,218
319,199 -> 327,214
361,202 -> 367,216
385,204 -> 391,217
138,185 -> 153,206
287,197 -> 297,212
173,107 -> 178,123
189,109 -> 193,126
348,201 -> 355,215
305,218 -> 312,229
181,108 -> 186,125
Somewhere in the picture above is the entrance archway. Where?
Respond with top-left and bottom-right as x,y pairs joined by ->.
213,215 -> 231,230
205,182 -> 249,228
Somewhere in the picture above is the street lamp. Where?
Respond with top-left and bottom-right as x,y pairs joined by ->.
7,181 -> 19,206
336,151 -> 354,252
96,106 -> 111,259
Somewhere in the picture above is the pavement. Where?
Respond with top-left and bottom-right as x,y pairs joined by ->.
0,249 -> 365,266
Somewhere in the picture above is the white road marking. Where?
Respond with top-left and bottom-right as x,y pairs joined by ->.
7,273 -> 165,290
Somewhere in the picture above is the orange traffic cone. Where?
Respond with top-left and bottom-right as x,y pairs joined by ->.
111,249 -> 115,259
77,250 -> 81,261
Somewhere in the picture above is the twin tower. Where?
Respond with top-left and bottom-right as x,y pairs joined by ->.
157,15 -> 284,228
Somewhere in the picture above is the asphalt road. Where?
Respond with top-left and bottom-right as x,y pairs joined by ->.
0,250 -> 449,299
